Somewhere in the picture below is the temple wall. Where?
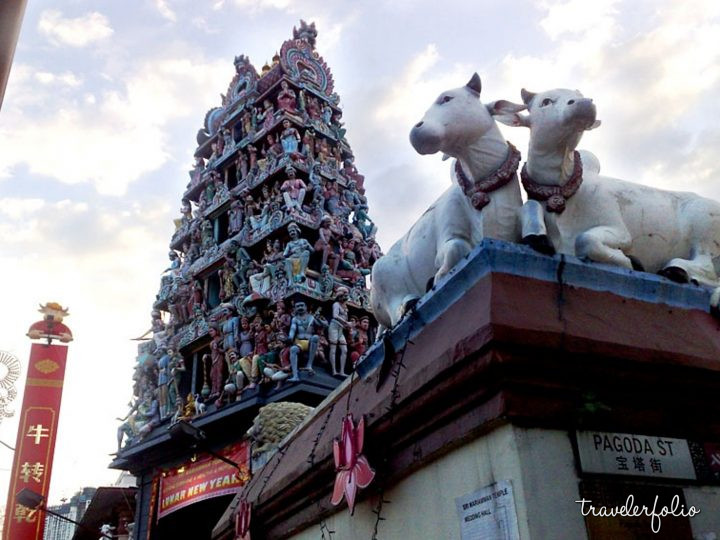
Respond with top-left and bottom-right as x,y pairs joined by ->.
290,426 -> 586,539
289,425 -> 720,539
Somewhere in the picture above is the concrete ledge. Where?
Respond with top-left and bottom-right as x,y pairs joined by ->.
358,239 -> 714,378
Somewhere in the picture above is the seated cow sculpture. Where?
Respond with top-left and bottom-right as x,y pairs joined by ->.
370,74 -> 526,330
494,87 -> 720,314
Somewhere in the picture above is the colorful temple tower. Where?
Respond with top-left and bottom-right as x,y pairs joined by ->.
111,21 -> 380,538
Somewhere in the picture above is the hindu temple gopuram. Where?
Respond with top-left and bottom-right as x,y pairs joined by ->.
110,21 -> 380,538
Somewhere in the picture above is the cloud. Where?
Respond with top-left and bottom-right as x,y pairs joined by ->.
38,10 -> 114,47
539,0 -> 620,40
34,71 -> 82,87
231,0 -> 293,12
154,0 -> 177,22
0,56 -> 230,195
373,44 -> 473,131
493,0 -> 720,196
0,193 -> 173,503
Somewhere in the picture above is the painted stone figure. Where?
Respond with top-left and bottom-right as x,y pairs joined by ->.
204,176 -> 217,207
201,220 -> 215,250
277,80 -> 297,112
302,129 -> 316,160
213,176 -> 230,206
156,350 -> 171,417
349,315 -> 370,366
248,144 -> 258,171
287,301 -> 320,381
315,215 -> 334,268
260,99 -> 275,131
283,222 -> 313,283
499,87 -> 720,315
237,151 -> 249,180
242,110 -> 253,138
371,74 -> 524,330
353,205 -> 376,240
329,287 -> 350,376
321,102 -> 333,126
280,119 -> 301,154
229,200 -> 244,235
308,161 -> 322,186
116,389 -> 160,451
323,178 -> 342,215
208,326 -> 225,399
166,349 -> 186,417
281,167 -> 307,212
230,246 -> 253,294
263,133 -> 283,162
220,304 -> 239,351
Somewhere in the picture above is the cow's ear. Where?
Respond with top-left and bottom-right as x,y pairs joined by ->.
466,73 -> 482,96
488,100 -> 530,128
488,100 -> 526,115
521,88 -> 536,106
587,119 -> 602,130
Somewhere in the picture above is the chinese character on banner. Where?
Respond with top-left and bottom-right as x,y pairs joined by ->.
615,456 -> 629,471
14,504 -> 37,524
26,425 -> 50,445
2,303 -> 71,540
20,462 -> 45,484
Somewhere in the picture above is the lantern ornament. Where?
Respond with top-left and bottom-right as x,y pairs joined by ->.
330,414 -> 375,513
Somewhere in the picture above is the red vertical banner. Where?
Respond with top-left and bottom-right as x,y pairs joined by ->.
3,342 -> 69,540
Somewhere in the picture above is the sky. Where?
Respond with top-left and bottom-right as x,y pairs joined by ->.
1,0 -> 720,512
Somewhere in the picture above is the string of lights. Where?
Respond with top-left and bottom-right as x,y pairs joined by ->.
370,317 -> 414,539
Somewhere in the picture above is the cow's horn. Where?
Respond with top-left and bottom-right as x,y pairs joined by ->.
521,88 -> 536,106
466,73 -> 482,95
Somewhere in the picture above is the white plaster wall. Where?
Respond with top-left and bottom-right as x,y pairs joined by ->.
290,426 -> 587,540
513,429 -> 588,540
684,486 -> 720,539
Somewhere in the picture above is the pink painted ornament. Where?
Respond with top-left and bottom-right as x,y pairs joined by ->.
331,414 -> 375,513
235,498 -> 251,539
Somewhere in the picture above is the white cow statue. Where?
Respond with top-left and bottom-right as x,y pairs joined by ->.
370,74 -> 526,330
497,87 -> 720,312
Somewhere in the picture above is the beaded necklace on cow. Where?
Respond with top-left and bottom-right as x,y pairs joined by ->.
454,141 -> 521,210
521,151 -> 583,214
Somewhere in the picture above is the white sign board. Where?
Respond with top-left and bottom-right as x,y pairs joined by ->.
455,480 -> 520,540
576,431 -> 696,480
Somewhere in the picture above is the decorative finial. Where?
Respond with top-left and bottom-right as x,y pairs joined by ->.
293,20 -> 318,48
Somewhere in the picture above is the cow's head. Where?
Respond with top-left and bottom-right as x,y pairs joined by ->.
409,73 -> 525,156
495,88 -> 600,153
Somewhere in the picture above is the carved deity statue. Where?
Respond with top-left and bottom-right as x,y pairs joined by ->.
201,220 -> 215,250
237,151 -> 249,181
302,129 -> 316,160
116,389 -> 159,451
329,287 -> 350,376
283,223 -> 313,283
287,301 -> 320,381
280,119 -> 301,155
314,215 -> 334,268
281,167 -> 307,212
277,80 -> 297,113
260,99 -> 275,131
